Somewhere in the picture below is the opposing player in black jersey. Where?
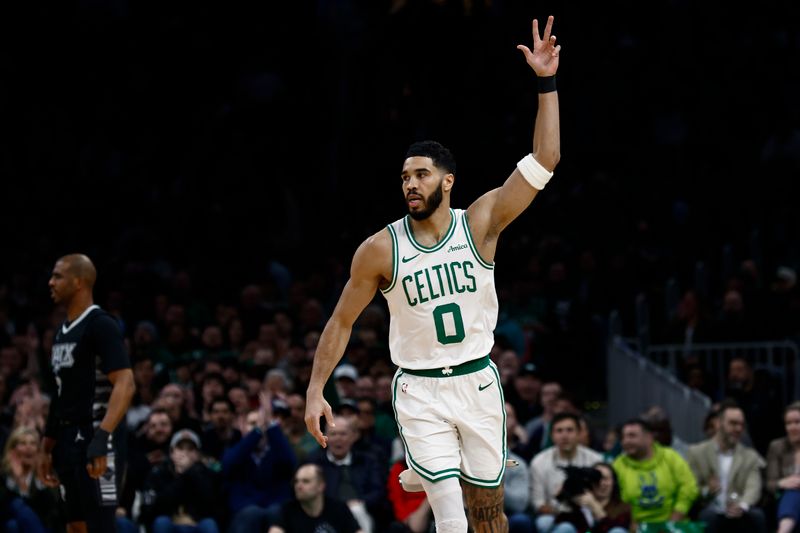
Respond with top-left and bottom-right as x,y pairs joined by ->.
37,254 -> 136,533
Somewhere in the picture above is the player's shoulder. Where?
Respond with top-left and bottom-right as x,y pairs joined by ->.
360,226 -> 394,255
86,308 -> 122,332
350,226 -> 394,279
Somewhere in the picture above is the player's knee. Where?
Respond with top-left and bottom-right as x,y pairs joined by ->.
462,483 -> 508,533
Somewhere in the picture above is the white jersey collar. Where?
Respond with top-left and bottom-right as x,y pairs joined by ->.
61,304 -> 100,335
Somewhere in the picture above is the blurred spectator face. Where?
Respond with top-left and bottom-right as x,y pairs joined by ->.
134,322 -> 157,346
287,345 -> 306,367
202,326 -> 223,350
552,417 -> 579,454
133,358 -> 155,387
722,290 -> 744,314
603,428 -> 619,453
283,394 -> 306,434
175,363 -> 191,385
541,382 -> 562,412
727,358 -> 752,389
221,364 -> 241,386
717,407 -> 745,448
704,410 -> 720,439
165,304 -> 186,326
160,384 -> 184,406
166,324 -> 187,348
240,285 -> 262,310
327,416 -> 357,460
356,376 -> 375,399
202,376 -> 225,406
621,423 -> 653,460
300,299 -> 324,330
204,360 -> 222,376
513,373 -> 542,403
263,370 -> 291,396
592,464 -> 615,501
154,396 -> 182,423
147,412 -> 173,444
252,346 -> 275,366
215,304 -> 237,328
303,330 -> 320,352
0,346 -> 23,377
245,376 -> 261,398
578,418 -> 591,447
356,399 -> 376,432
274,312 -> 293,338
785,408 -> 800,444
7,428 -> 39,468
497,350 -> 520,384
244,410 -> 260,433
335,376 -> 356,400
258,324 -> 278,345
210,400 -> 234,431
375,375 -> 392,404
228,319 -> 244,348
288,394 -> 305,421
228,387 -> 249,414
293,464 -> 325,503
170,440 -> 199,471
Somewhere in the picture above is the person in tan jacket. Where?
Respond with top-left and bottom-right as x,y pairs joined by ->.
687,401 -> 766,533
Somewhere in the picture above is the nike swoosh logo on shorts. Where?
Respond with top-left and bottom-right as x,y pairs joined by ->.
478,381 -> 494,391
402,254 -> 420,263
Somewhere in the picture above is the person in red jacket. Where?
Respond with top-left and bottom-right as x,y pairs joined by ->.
387,457 -> 432,533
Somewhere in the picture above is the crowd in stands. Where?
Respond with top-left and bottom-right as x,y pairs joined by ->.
2,1 -> 800,532
0,261 -> 799,532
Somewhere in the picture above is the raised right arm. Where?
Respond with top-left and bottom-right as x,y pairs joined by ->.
305,229 -> 392,447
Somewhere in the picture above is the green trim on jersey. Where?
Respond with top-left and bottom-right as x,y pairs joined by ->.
391,370 -> 462,482
462,212 -> 494,270
391,364 -> 508,487
459,362 -> 507,487
381,224 -> 399,294
404,208 -> 457,253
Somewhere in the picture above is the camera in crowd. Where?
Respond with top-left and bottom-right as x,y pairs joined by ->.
556,465 -> 602,505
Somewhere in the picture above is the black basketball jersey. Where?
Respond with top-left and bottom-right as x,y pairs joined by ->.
49,305 -> 130,429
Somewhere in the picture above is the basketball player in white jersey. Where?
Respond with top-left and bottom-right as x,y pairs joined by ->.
306,16 -> 561,532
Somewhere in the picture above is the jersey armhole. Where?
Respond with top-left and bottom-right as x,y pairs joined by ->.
380,224 -> 399,294
462,212 -> 494,270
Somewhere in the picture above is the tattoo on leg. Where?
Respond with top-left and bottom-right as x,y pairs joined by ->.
462,483 -> 509,533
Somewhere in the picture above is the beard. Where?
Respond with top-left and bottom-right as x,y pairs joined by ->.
408,181 -> 444,221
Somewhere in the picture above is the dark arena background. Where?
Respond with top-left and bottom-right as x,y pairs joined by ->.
1,1 -> 799,532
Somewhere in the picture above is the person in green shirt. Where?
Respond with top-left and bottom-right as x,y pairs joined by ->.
613,418 -> 699,528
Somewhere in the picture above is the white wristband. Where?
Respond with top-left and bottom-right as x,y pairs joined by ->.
517,154 -> 553,190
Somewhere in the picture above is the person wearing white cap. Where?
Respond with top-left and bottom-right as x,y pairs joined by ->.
139,428 -> 221,532
333,364 -> 359,401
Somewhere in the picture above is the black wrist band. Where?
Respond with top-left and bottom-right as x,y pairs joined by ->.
538,75 -> 556,94
87,428 -> 110,459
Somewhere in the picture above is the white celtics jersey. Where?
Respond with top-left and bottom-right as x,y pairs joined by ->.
381,208 -> 498,370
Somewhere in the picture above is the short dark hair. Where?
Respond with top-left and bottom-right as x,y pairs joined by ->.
202,372 -> 226,388
551,412 -> 581,430
717,398 -> 742,418
296,463 -> 324,483
406,140 -> 456,175
622,418 -> 653,433
209,396 -> 235,412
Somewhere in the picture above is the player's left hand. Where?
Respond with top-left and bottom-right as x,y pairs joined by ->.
517,15 -> 561,77
86,455 -> 108,479
86,427 -> 111,479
